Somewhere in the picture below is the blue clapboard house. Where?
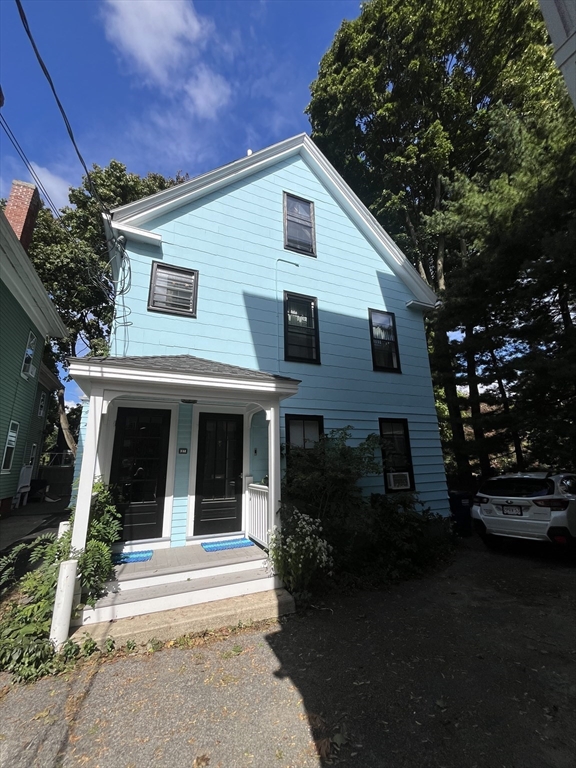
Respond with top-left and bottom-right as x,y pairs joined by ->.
62,135 -> 447,634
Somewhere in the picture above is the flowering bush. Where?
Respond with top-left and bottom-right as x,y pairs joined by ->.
268,507 -> 333,598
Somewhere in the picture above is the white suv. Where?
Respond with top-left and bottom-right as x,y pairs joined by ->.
471,472 -> 576,547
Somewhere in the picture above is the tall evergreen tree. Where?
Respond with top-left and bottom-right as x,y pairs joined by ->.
307,0 -> 574,480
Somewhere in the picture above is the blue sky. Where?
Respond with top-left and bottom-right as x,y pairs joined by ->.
0,0 -> 362,403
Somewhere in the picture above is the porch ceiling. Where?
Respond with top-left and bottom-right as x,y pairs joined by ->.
68,354 -> 300,402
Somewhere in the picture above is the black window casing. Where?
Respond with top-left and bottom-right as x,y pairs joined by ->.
148,262 -> 199,317
379,418 -> 415,491
283,192 -> 316,256
284,292 -> 321,364
285,414 -> 324,450
369,309 -> 401,373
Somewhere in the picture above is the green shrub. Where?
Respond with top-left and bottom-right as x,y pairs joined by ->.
281,429 -> 455,588
269,507 -> 333,599
0,482 -> 121,682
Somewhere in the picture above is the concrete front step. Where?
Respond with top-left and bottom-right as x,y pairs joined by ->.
76,568 -> 282,625
71,588 -> 295,648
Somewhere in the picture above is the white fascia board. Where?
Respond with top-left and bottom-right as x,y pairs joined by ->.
0,214 -> 67,338
111,134 -> 309,227
109,220 -> 163,246
300,140 -> 437,308
69,361 -> 300,399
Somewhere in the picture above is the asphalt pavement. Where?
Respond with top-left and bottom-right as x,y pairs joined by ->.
1,536 -> 574,768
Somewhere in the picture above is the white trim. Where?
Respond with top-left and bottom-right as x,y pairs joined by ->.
101,400 -> 179,542
69,360 -> 299,398
0,213 -> 67,338
187,404 -> 248,539
107,134 -> 437,309
109,220 -> 162,245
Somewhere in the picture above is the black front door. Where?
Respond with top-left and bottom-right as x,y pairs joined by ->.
109,407 -> 172,541
194,413 -> 243,536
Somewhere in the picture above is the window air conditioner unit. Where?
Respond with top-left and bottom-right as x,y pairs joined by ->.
29,365 -> 37,378
387,472 -> 411,490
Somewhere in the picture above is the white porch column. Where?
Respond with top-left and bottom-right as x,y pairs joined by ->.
266,401 -> 281,539
71,389 -> 104,551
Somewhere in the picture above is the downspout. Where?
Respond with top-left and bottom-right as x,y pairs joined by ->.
275,258 -> 299,373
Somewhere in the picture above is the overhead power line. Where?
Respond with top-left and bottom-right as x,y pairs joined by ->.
0,113 -> 62,219
14,0 -> 111,218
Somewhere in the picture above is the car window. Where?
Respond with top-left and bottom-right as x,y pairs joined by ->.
558,476 -> 576,496
479,478 -> 554,497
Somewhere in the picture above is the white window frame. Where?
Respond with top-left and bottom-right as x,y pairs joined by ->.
21,331 -> 37,378
2,421 -> 20,473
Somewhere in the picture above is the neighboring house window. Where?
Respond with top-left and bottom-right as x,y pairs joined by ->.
29,443 -> 37,467
379,418 -> 414,491
21,331 -> 37,377
148,262 -> 199,317
369,309 -> 401,372
2,421 -> 19,472
285,415 -> 324,449
38,391 -> 47,418
284,193 -> 316,255
284,292 -> 320,364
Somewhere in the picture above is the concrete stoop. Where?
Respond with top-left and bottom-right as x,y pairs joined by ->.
70,588 -> 295,648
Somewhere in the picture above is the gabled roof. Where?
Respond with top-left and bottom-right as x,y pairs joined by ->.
0,211 -> 67,338
106,134 -> 437,309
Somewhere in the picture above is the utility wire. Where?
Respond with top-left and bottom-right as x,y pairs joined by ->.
14,0 -> 111,218
0,113 -> 62,219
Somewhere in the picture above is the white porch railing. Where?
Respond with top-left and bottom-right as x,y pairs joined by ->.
246,483 -> 269,547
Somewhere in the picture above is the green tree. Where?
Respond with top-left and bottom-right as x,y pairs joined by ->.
27,161 -> 187,452
307,0 -> 573,482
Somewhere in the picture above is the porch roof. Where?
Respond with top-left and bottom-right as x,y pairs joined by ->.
68,354 -> 300,400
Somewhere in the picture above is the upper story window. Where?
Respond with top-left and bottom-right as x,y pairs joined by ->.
21,331 -> 37,378
284,292 -> 320,364
285,414 -> 324,449
369,309 -> 401,372
284,193 -> 316,256
38,391 -> 47,418
2,421 -> 19,473
148,262 -> 199,317
379,418 -> 414,492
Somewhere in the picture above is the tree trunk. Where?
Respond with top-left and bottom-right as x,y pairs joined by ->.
465,323 -> 491,478
489,350 -> 524,470
57,388 -> 77,457
433,320 -> 472,485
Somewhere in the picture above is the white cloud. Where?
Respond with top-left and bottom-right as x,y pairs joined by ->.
101,0 -> 213,87
30,163 -> 73,210
184,66 -> 232,120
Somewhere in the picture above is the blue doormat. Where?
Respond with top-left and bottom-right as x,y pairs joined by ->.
112,550 -> 154,564
201,538 -> 254,552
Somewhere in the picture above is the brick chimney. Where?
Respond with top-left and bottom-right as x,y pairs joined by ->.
4,180 -> 41,251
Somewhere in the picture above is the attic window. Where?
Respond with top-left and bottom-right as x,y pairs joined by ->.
148,262 -> 199,317
284,193 -> 316,255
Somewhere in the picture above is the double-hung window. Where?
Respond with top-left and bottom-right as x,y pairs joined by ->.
285,415 -> 324,449
148,262 -> 199,317
2,421 -> 19,473
38,392 -> 47,418
21,331 -> 37,377
369,309 -> 401,372
379,418 -> 414,491
284,292 -> 320,364
284,193 -> 316,255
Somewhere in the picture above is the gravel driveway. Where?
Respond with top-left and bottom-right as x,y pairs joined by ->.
1,537 -> 575,768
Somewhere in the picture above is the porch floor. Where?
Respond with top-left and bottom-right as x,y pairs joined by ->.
112,540 -> 267,584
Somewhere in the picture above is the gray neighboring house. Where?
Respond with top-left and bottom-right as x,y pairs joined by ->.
0,182 -> 67,518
